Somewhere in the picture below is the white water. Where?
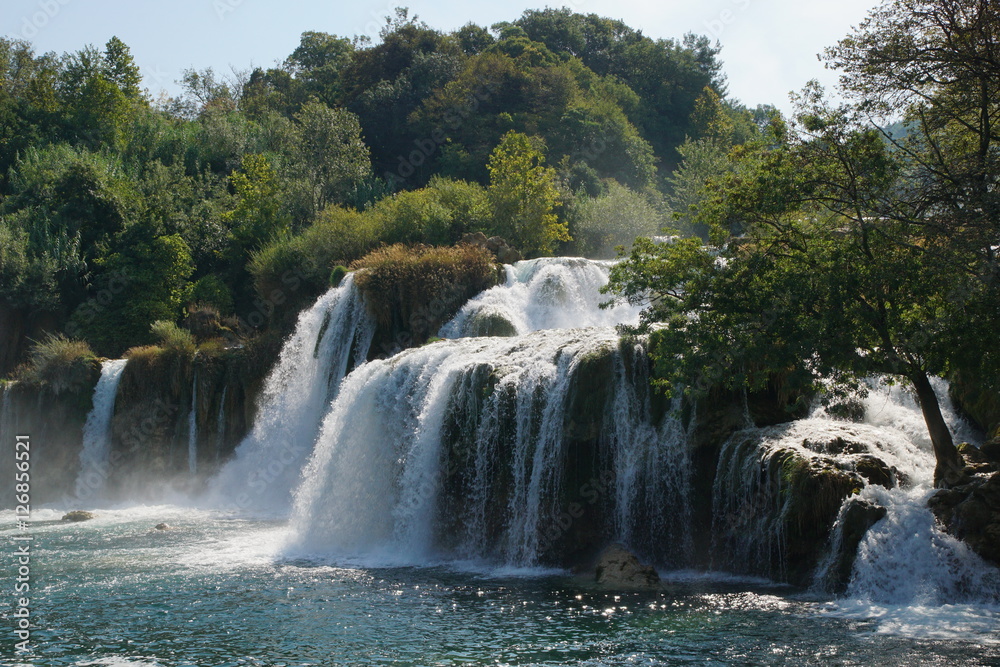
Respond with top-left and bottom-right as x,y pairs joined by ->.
285,327 -> 690,567
187,371 -> 198,475
439,257 -> 642,338
75,359 -> 128,501
215,385 -> 227,463
207,274 -> 375,514
713,375 -> 1000,611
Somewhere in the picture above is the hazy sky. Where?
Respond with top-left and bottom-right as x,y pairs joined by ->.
4,0 -> 880,115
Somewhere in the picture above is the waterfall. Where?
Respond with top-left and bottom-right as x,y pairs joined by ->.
607,341 -> 692,564
0,383 -> 12,440
285,328 -> 691,567
215,386 -> 227,463
188,372 -> 198,475
712,375 -> 1000,597
75,359 -> 128,502
439,257 -> 643,338
208,274 -> 375,514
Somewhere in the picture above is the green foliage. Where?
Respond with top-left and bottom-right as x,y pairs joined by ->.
329,265 -> 349,287
570,182 -> 664,258
248,206 -> 380,306
72,233 -> 194,355
486,131 -> 567,255
291,100 -> 371,215
19,334 -> 96,394
150,320 -> 196,356
224,153 -> 291,252
188,274 -> 234,315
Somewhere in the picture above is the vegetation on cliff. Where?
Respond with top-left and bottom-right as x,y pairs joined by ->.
0,8 -> 768,370
604,0 -> 1000,487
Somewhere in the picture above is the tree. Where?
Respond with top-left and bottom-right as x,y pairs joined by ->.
570,181 -> 664,258
606,98 -> 976,486
486,131 -> 567,255
291,100 -> 372,215
223,153 -> 291,253
71,232 -> 194,354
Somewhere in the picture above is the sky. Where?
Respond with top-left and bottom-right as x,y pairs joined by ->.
4,0 -> 880,116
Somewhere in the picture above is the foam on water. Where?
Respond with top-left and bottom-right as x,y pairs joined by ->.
439,257 -> 642,337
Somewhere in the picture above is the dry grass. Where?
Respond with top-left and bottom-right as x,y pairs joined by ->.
19,334 -> 98,394
351,244 -> 499,327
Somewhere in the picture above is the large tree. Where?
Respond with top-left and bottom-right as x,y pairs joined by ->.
606,0 -> 1000,486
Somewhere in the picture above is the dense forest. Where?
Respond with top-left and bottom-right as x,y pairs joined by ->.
0,7 -> 771,371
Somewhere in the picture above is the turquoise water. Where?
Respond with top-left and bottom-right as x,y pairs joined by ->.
5,507 -> 999,666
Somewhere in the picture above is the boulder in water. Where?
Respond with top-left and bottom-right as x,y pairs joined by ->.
824,498 -> 887,594
154,523 -> 172,531
594,544 -> 660,589
62,510 -> 95,522
929,471 -> 1000,566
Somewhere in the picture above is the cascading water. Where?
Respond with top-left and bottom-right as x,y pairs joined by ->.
188,371 -> 198,475
439,257 -> 643,338
285,328 -> 690,568
607,341 -> 692,562
712,375 -> 1000,600
0,382 -> 12,440
215,386 -> 227,463
207,274 -> 375,514
75,358 -> 128,501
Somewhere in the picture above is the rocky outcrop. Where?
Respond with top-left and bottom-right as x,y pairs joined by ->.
62,510 -> 96,522
929,472 -> 1000,567
821,498 -> 887,594
712,424 -> 898,587
352,244 -> 503,359
595,544 -> 661,588
0,365 -> 101,507
460,232 -> 523,265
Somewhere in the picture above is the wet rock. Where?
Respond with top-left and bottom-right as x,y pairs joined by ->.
978,439 -> 1000,466
853,454 -> 896,489
929,472 -> 1000,566
154,523 -> 172,530
594,544 -> 660,589
62,510 -> 95,522
825,498 -> 887,595
467,312 -> 518,338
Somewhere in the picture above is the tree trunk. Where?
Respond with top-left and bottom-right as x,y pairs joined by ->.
911,372 -> 964,488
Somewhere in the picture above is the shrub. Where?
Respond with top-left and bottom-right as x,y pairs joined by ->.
188,274 -> 234,315
352,244 -> 500,331
330,265 -> 349,287
371,188 -> 454,246
150,320 -> 196,356
20,334 -> 97,394
570,182 -> 664,258
249,206 -> 380,307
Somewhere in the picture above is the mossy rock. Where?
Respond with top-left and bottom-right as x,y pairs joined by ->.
62,510 -> 96,522
467,311 -> 518,338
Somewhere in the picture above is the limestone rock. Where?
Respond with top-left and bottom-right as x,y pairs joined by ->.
929,472 -> 1000,566
825,498 -> 887,594
62,510 -> 95,522
594,544 -> 660,589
